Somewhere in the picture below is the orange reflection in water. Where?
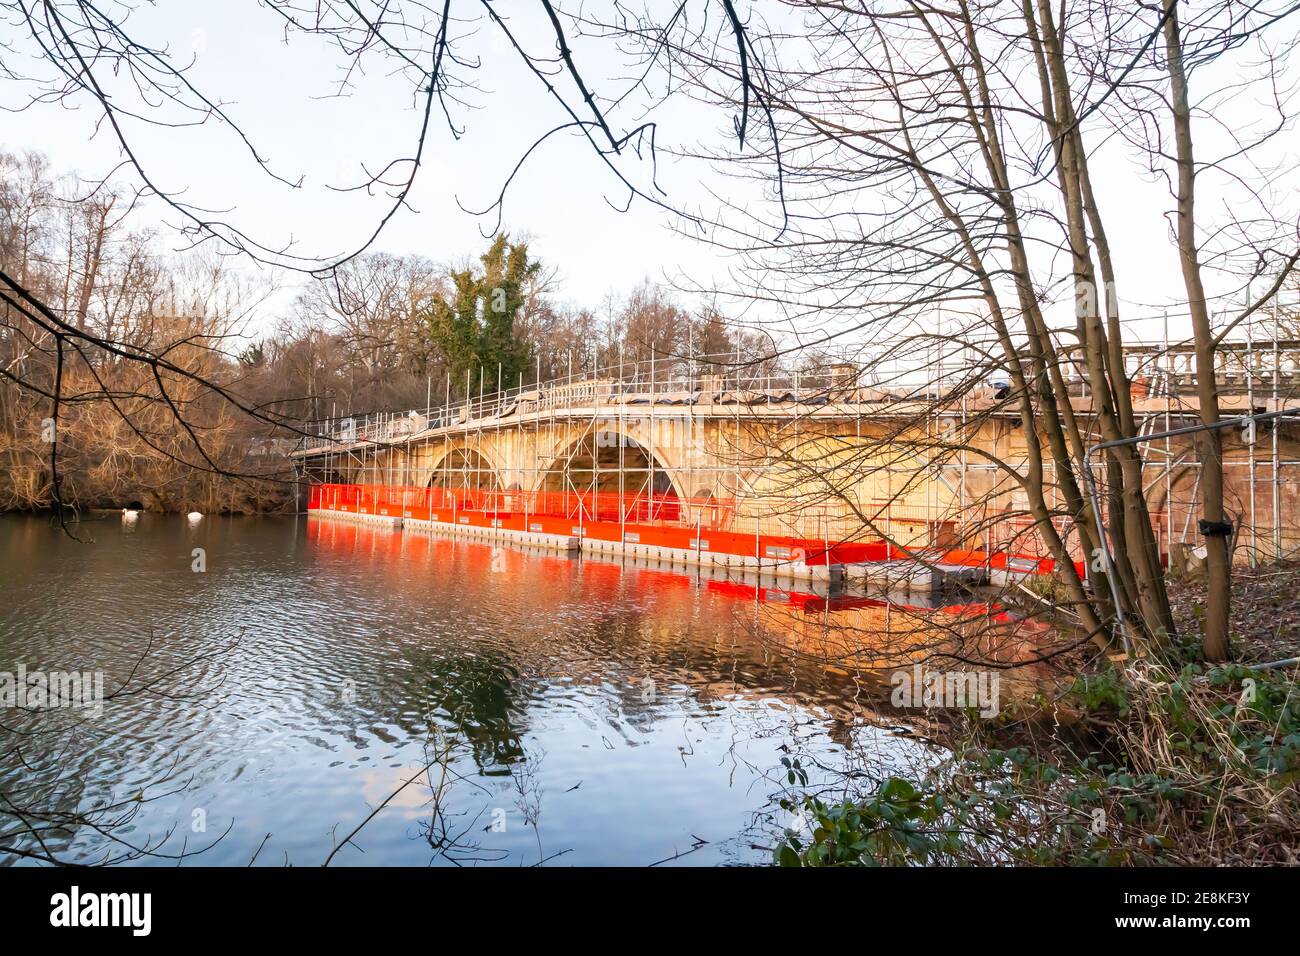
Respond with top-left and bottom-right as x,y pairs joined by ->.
306,518 -> 1061,694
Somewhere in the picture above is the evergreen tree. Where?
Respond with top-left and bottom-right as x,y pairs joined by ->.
424,235 -> 538,397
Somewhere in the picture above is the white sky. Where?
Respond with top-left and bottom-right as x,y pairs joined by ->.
2,3 -> 732,318
2,1 -> 1296,349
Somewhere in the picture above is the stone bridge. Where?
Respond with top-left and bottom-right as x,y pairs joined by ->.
291,349 -> 1300,564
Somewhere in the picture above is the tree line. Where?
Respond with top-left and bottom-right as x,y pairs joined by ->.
0,149 -> 771,512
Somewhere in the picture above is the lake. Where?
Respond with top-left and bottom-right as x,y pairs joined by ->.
0,512 -> 952,866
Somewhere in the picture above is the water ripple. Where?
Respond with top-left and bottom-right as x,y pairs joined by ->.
0,513 -> 932,866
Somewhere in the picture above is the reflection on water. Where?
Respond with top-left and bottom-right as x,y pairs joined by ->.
0,512 -> 1030,866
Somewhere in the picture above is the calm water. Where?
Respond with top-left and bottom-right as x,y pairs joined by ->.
0,512 -> 941,866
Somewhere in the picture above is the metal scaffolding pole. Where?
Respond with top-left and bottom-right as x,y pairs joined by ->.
1247,308 -> 1258,565
1273,314 -> 1283,559
1170,310 -> 1180,556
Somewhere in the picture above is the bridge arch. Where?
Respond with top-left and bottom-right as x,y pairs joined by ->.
426,444 -> 502,490
536,429 -> 685,518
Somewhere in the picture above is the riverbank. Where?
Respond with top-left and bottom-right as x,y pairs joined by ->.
775,560 -> 1300,866
3,489 -> 296,517
1,426 -> 296,514
1169,559 -> 1300,664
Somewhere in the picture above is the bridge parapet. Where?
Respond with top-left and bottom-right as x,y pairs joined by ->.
1111,339 -> 1300,394
294,360 -> 881,453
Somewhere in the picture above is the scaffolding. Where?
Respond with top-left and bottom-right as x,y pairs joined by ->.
294,317 -> 1300,579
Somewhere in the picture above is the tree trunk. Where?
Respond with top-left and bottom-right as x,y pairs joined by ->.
1163,0 -> 1231,661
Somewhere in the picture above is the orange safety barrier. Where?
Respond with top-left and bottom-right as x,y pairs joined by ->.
307,482 -> 1078,574
309,482 -> 886,566
310,483 -> 722,526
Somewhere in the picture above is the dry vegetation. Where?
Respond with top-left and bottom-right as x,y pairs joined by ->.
1170,560 -> 1300,664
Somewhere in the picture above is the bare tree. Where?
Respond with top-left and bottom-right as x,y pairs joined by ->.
3,1 -> 1298,660
587,0 -> 1299,658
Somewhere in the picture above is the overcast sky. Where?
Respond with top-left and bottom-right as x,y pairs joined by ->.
3,1 -> 1296,348
2,3 -> 732,314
